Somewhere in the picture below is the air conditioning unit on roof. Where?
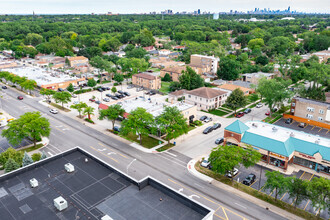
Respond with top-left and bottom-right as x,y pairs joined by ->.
64,163 -> 74,173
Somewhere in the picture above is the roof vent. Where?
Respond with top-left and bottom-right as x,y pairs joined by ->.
30,178 -> 38,188
290,132 -> 295,137
272,127 -> 278,132
315,139 -> 320,144
64,163 -> 74,173
54,196 -> 68,211
252,123 -> 258,128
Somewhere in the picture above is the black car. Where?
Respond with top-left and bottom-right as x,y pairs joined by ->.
118,90 -> 125,94
2,86 -> 7,89
285,118 -> 293,124
244,108 -> 251,114
106,87 -> 110,90
113,126 -> 121,132
200,116 -> 207,121
123,92 -> 130,96
212,123 -> 221,130
95,100 -> 101,104
106,94 -> 112,97
149,91 -> 156,96
97,88 -> 104,92
203,126 -> 213,134
101,86 -> 107,91
242,173 -> 256,186
115,93 -> 124,99
58,88 -> 64,92
111,96 -> 119,100
215,138 -> 224,145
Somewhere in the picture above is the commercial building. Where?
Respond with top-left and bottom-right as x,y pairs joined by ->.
68,56 -> 89,67
224,120 -> 330,175
189,55 -> 218,75
132,73 -> 161,90
290,97 -> 330,126
0,147 -> 213,220
185,87 -> 228,111
160,66 -> 186,82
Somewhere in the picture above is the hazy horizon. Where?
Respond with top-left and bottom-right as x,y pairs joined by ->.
0,0 -> 329,14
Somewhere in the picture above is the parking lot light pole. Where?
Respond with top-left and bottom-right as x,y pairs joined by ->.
258,165 -> 263,190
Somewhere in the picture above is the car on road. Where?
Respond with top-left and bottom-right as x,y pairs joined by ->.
95,100 -> 101,104
256,103 -> 263,108
236,112 -> 244,118
204,117 -> 213,123
215,138 -> 224,145
212,123 -> 221,130
203,126 -> 213,134
285,118 -> 293,124
298,122 -> 306,128
49,109 -> 58,114
17,96 -> 23,100
244,108 -> 251,114
113,126 -> 121,132
199,116 -> 207,121
200,157 -> 210,168
226,168 -> 239,178
103,98 -> 110,102
2,86 -> 7,89
242,173 -> 256,186
89,98 -> 95,102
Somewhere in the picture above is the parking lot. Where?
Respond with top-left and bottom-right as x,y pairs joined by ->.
0,128 -> 33,153
274,118 -> 330,138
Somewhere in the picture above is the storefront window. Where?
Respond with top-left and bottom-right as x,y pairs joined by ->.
269,157 -> 285,168
293,157 -> 316,170
261,154 -> 268,162
318,164 -> 330,174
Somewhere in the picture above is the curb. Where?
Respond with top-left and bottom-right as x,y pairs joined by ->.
187,159 -> 213,183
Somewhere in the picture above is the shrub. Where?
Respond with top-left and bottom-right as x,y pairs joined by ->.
31,153 -> 41,162
114,82 -> 119,86
84,118 -> 94,123
73,88 -> 92,94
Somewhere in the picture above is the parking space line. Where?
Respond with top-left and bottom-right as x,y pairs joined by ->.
214,213 -> 226,220
249,178 -> 258,187
259,184 -> 266,192
222,207 -> 229,220
311,126 -> 315,130
315,208 -> 320,216
318,128 -> 322,132
304,200 -> 310,210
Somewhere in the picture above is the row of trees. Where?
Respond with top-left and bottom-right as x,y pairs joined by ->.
264,171 -> 329,216
0,71 -> 37,94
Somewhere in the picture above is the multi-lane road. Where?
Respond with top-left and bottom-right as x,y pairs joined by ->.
0,87 -> 292,220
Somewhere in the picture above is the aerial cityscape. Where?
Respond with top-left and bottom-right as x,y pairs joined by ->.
0,1 -> 329,220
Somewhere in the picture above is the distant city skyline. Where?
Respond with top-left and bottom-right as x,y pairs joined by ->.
0,0 -> 329,14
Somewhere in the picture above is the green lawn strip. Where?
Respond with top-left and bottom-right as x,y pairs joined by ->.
217,107 -> 232,113
121,133 -> 162,149
205,109 -> 229,117
49,103 -> 71,112
159,82 -> 171,94
195,162 -> 319,220
248,103 -> 257,109
156,143 -> 175,152
18,143 -> 44,153
187,125 -> 196,132
222,104 -> 235,110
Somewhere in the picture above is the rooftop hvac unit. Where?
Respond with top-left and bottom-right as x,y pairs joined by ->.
54,196 -> 68,211
272,127 -> 278,132
30,178 -> 38,188
290,132 -> 295,137
101,215 -> 113,220
64,163 -> 75,173
252,123 -> 258,128
315,139 -> 320,144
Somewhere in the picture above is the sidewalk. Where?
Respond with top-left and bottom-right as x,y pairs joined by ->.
188,157 -> 304,220
223,99 -> 261,118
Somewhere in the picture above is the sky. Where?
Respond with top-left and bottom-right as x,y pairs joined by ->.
0,0 -> 329,14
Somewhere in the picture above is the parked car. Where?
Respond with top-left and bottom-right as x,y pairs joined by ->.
244,108 -> 251,114
118,90 -> 125,94
242,173 -> 256,186
298,122 -> 306,128
17,96 -> 23,100
95,100 -> 101,104
123,92 -> 130,96
215,138 -> 224,145
127,85 -> 134,89
226,168 -> 239,178
212,123 -> 221,130
2,86 -> 7,89
204,117 -> 213,123
113,126 -> 121,132
89,98 -> 95,102
236,112 -> 244,118
106,87 -> 110,90
256,103 -> 263,108
97,88 -> 104,92
111,96 -> 119,100
200,116 -> 207,121
200,157 -> 210,168
285,118 -> 293,124
106,94 -> 112,97
203,126 -> 213,134
265,111 -> 270,116
72,94 -> 77,98
58,88 -> 64,92
116,93 -> 124,99
49,109 -> 58,114
103,98 -> 110,102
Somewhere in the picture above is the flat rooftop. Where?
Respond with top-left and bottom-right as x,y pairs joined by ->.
0,148 -> 211,220
2,66 -> 79,86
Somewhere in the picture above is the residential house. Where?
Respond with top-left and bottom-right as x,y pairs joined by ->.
168,89 -> 187,103
312,49 -> 330,63
290,97 -> 330,125
159,49 -> 171,56
241,72 -> 275,85
185,87 -> 228,111
172,46 -> 186,50
150,57 -> 185,69
189,54 -> 218,75
218,84 -> 251,96
160,66 -> 186,82
68,56 -> 89,67
132,73 -> 161,90
143,46 -> 155,51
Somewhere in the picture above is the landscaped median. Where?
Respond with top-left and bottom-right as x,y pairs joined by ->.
194,162 -> 321,220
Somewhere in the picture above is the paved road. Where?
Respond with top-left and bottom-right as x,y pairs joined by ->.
0,87 -> 289,220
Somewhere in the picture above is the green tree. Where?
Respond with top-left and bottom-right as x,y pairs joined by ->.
31,153 -> 41,162
111,86 -> 117,94
225,88 -> 247,115
264,171 -> 289,201
162,73 -> 172,82
121,107 -> 154,145
248,38 -> 264,50
169,81 -> 181,92
83,106 -> 95,120
114,73 -> 124,84
287,178 -> 309,208
22,151 -> 34,166
98,104 -> 125,129
40,88 -> 55,102
179,66 -> 204,90
70,102 -> 88,118
308,177 -> 330,217
217,56 -> 240,80
5,158 -> 20,173
87,78 -> 97,87
267,36 -> 295,56
0,148 -> 23,168
66,83 -> 74,93
156,106 -> 188,145
25,33 -> 43,46
53,91 -> 71,109
20,80 -> 37,95
41,151 -> 47,160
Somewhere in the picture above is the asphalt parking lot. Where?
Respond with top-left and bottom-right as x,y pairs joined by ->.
274,118 -> 330,139
0,128 -> 33,153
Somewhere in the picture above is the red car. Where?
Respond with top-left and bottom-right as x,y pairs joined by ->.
236,112 -> 244,118
17,96 -> 23,100
265,111 -> 270,116
89,98 -> 95,102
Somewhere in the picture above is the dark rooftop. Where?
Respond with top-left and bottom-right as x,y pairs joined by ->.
0,148 -> 212,220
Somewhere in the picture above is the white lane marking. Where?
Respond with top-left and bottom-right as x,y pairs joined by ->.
194,183 -> 205,189
178,188 -> 183,193
126,158 -> 136,174
165,151 -> 177,157
188,195 -> 200,199
156,154 -> 186,168
48,144 -> 62,153
48,152 -> 53,156
234,202 -> 247,209
107,152 -> 116,155
98,148 -> 106,151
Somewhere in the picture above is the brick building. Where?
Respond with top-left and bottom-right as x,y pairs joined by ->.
132,73 -> 161,90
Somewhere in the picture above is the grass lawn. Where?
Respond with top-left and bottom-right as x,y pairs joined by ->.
222,104 -> 235,110
156,143 -> 175,152
207,109 -> 229,117
218,107 -> 232,113
159,82 -> 171,94
18,143 -> 44,152
187,125 -> 197,132
50,103 -> 71,112
122,133 -> 162,149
